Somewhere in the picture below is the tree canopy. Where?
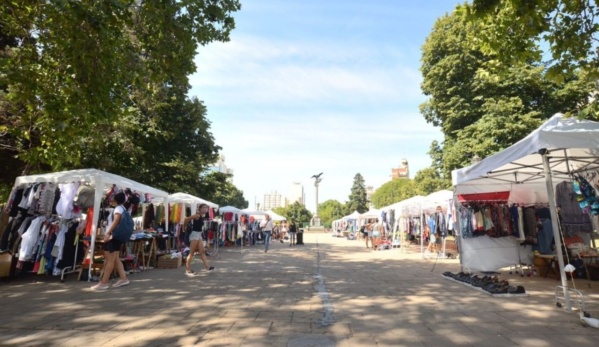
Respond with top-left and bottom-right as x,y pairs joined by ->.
345,173 -> 369,214
0,1 -> 243,202
370,179 -> 417,209
420,8 -> 592,177
463,0 -> 599,118
317,199 -> 345,227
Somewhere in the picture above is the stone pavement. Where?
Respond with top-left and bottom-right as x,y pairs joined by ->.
1,233 -> 599,346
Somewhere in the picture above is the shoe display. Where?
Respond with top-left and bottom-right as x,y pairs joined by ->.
90,282 -> 110,290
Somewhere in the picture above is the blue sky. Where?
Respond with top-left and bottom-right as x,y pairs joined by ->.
189,0 -> 462,212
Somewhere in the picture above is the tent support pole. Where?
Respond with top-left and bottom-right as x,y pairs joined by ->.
88,176 -> 104,282
541,149 -> 572,312
420,204 -> 424,258
453,193 -> 464,272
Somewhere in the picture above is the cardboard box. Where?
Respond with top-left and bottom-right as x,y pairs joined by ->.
156,254 -> 182,269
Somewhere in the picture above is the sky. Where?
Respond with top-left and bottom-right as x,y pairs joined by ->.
189,0 -> 462,213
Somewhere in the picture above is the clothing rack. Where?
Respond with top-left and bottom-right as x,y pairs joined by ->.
60,219 -> 84,282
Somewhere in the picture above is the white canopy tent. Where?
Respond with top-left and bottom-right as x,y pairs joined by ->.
240,209 -> 267,217
265,210 -> 286,221
219,206 -> 241,214
12,168 -> 169,280
342,211 -> 361,220
153,192 -> 218,210
452,113 -> 599,311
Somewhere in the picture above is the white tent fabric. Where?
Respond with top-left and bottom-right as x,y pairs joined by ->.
342,211 -> 361,220
219,206 -> 241,214
453,113 -> 599,202
420,190 -> 453,211
12,168 -> 169,281
265,210 -> 287,221
359,208 -> 381,219
153,192 -> 218,209
241,208 -> 266,216
451,114 -> 599,309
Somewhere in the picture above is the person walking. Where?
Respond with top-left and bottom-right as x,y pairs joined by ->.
91,192 -> 130,290
261,214 -> 273,252
182,204 -> 214,276
288,219 -> 297,246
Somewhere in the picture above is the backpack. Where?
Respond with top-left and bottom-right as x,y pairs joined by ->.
112,207 -> 134,243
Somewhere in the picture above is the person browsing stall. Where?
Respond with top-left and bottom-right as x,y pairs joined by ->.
183,204 -> 214,276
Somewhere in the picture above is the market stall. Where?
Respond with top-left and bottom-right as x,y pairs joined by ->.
452,113 -> 599,309
5,169 -> 169,281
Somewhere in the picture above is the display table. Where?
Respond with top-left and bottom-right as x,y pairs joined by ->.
534,254 -> 559,279
131,237 -> 157,270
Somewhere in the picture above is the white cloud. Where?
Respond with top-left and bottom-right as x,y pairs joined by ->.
189,29 -> 443,211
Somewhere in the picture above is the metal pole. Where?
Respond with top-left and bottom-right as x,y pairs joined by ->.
540,149 -> 572,312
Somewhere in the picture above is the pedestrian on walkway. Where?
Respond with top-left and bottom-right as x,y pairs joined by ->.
261,214 -> 273,252
91,192 -> 130,290
183,204 -> 214,276
288,219 -> 297,246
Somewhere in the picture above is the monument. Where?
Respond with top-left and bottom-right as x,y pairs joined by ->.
311,172 -> 323,228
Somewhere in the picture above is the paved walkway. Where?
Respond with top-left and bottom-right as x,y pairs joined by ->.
1,234 -> 599,346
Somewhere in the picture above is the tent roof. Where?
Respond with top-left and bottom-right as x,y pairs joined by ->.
13,168 -> 168,198
420,190 -> 453,210
153,192 -> 218,209
219,205 -> 241,214
241,208 -> 267,216
265,210 -> 286,221
452,114 -> 599,203
359,208 -> 382,219
342,211 -> 361,220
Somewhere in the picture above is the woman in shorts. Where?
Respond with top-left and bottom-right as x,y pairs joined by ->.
183,204 -> 214,276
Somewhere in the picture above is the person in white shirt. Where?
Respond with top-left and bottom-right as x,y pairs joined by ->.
261,214 -> 273,253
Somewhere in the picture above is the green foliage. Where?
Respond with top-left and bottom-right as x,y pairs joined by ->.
370,179 -> 417,208
284,202 -> 313,226
0,0 -> 243,200
271,206 -> 286,216
317,199 -> 345,227
420,9 -> 592,177
196,172 -> 248,209
346,173 -> 369,213
413,168 -> 451,195
464,0 -> 599,118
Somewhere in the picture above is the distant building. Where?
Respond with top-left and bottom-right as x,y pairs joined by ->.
263,190 -> 283,211
391,158 -> 409,180
289,181 -> 305,205
206,155 -> 234,183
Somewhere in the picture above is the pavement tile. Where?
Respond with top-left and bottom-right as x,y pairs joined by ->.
1,235 -> 599,346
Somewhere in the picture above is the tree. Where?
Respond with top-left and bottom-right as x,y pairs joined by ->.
0,1 -> 242,191
317,199 -> 345,228
370,179 -> 417,208
196,172 -> 248,209
413,168 -> 451,195
465,0 -> 599,119
420,9 -> 591,176
285,202 -> 313,227
346,173 -> 369,214
79,85 -> 220,193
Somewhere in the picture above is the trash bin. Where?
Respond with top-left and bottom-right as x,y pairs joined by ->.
296,229 -> 304,245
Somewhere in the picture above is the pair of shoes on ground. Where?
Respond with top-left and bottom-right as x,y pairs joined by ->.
90,279 -> 129,290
